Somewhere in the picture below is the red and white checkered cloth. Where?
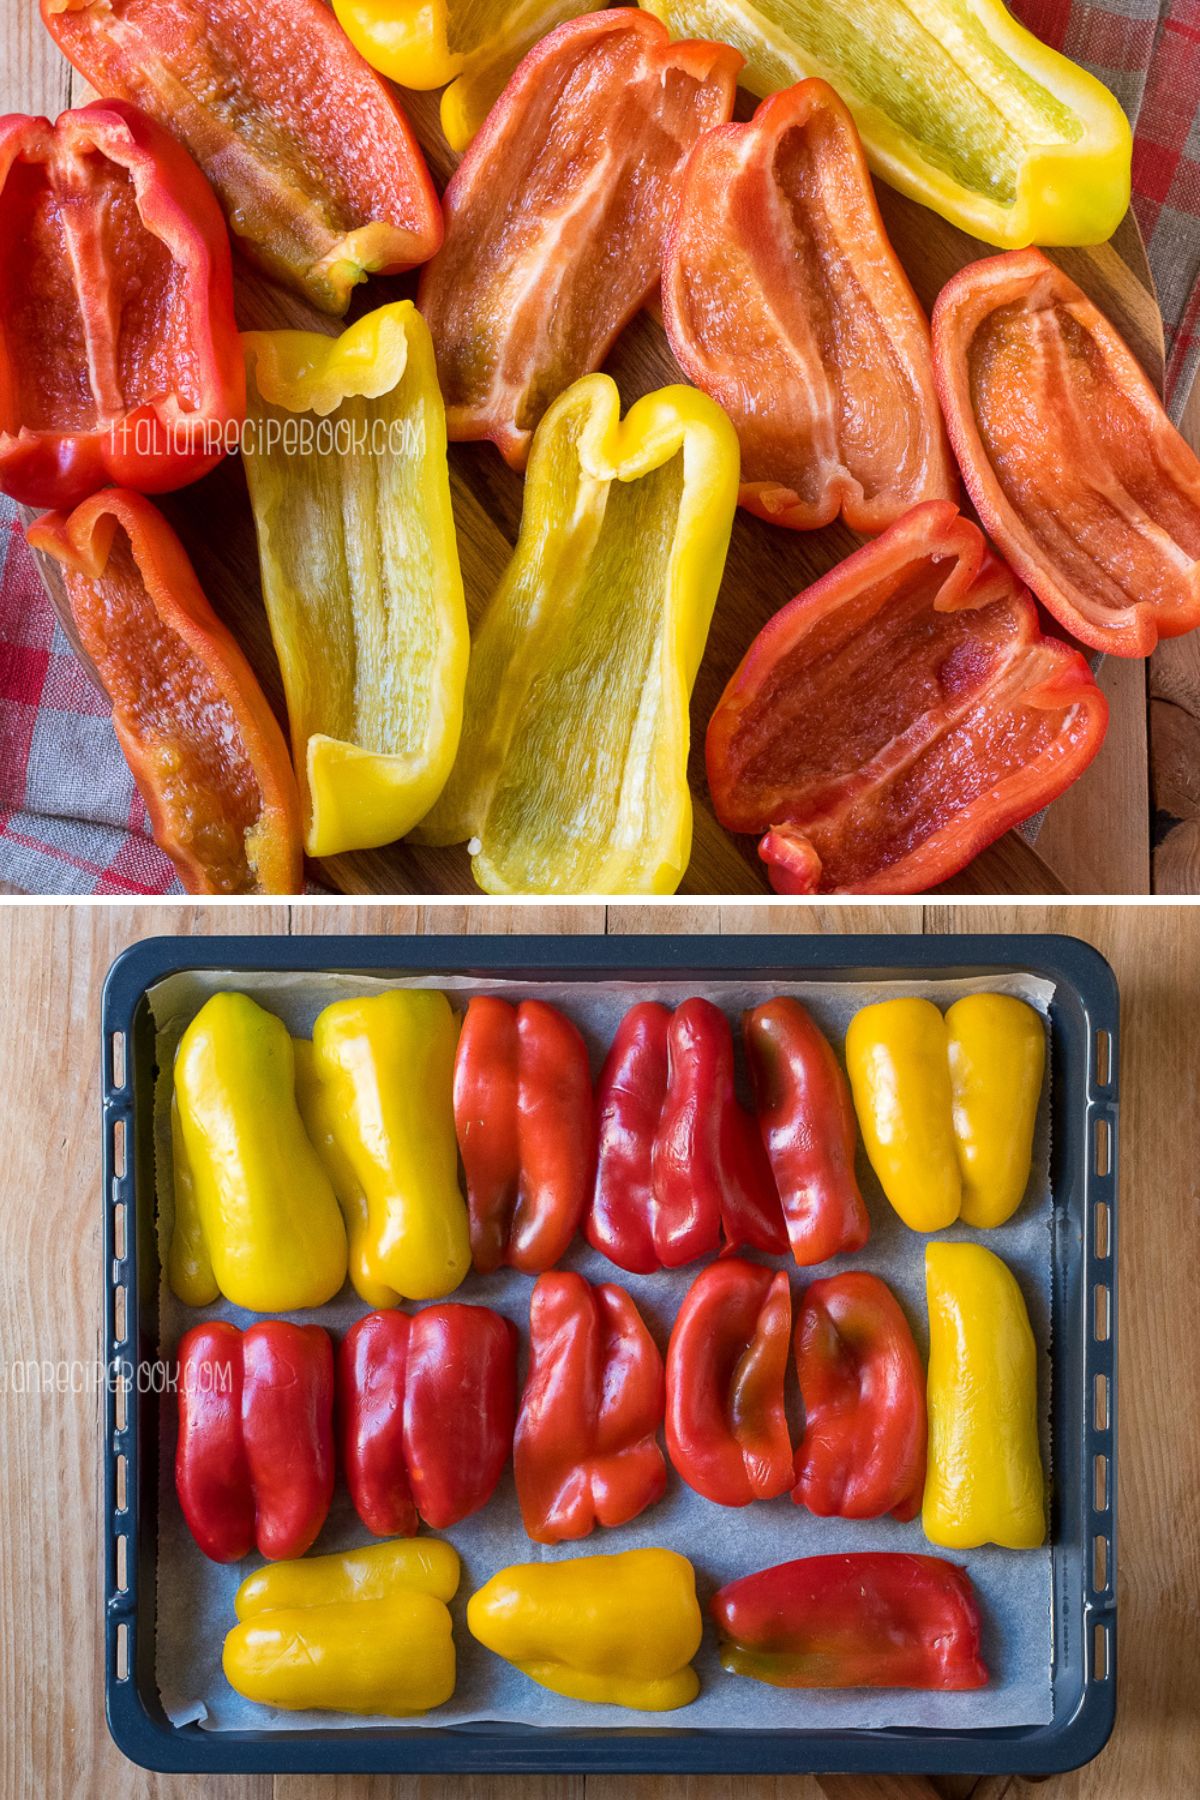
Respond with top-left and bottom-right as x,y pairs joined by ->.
3,0 -> 1198,893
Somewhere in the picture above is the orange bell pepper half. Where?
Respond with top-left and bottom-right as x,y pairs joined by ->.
418,9 -> 741,468
706,501 -> 1108,895
663,80 -> 956,535
27,490 -> 302,894
934,249 -> 1200,658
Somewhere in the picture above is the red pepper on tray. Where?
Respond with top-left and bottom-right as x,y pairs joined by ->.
792,1272 -> 926,1522
743,999 -> 869,1265
514,1270 -> 667,1544
453,997 -> 595,1275
175,1320 -> 334,1564
586,998 -> 787,1274
0,100 -> 243,509
712,1554 -> 989,1690
665,1258 -> 793,1507
339,1304 -> 518,1536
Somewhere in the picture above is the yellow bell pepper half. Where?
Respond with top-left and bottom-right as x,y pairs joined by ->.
170,993 -> 348,1312
241,302 -> 468,860
225,1537 -> 460,1716
468,1549 -> 703,1710
640,0 -> 1131,248
415,374 -> 740,895
947,994 -> 1045,1229
923,1242 -> 1046,1549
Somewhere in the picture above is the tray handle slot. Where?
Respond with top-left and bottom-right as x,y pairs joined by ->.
110,1030 -> 126,1091
1092,1621 -> 1111,1682
1094,1029 -> 1111,1088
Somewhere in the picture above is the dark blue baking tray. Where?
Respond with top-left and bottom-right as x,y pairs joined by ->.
101,933 -> 1117,1777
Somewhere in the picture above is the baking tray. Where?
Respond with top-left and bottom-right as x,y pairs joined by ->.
101,933 -> 1117,1776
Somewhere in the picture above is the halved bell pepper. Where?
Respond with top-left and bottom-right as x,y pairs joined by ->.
171,993 -> 348,1310
515,1270 -> 667,1544
924,1242 -> 1046,1550
468,1549 -> 702,1710
640,0 -> 1131,249
707,501 -> 1108,895
224,1537 -> 459,1715
947,994 -> 1045,1228
418,10 -> 740,467
792,1271 -> 926,1522
453,996 -> 595,1274
712,1553 -> 989,1689
241,303 -> 468,858
26,493 -> 302,895
418,377 -> 739,893
339,1304 -> 517,1535
665,1258 -> 793,1507
42,0 -> 442,313
934,249 -> 1200,658
176,1320 -> 334,1562
587,998 -> 787,1273
743,998 -> 869,1264
0,101 -> 243,509
663,80 -> 956,535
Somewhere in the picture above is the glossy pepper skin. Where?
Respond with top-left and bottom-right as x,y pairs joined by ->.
588,999 -> 787,1274
241,304 -> 468,858
934,250 -> 1200,658
924,1243 -> 1046,1550
666,1259 -> 793,1507
339,1305 -> 517,1535
26,493 -> 302,895
468,1549 -> 702,1710
947,995 -> 1045,1228
0,101 -> 243,509
514,1270 -> 667,1544
662,80 -> 955,536
224,1537 -> 459,1716
743,999 -> 869,1265
712,1553 -> 989,1690
42,0 -> 442,314
707,502 -> 1107,895
846,999 -> 962,1232
793,1272 -> 926,1522
175,1320 -> 334,1563
640,0 -> 1130,249
419,10 -> 740,468
454,997 -> 594,1274
170,993 -> 347,1310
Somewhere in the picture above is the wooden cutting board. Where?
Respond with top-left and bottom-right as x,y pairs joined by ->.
27,80 -> 1165,897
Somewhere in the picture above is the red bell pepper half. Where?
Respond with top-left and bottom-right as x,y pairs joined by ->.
713,1554 -> 988,1690
663,79 -> 956,536
514,1270 -> 666,1544
743,999 -> 869,1265
175,1320 -> 334,1563
0,100 -> 242,509
707,501 -> 1108,894
586,998 -> 787,1274
41,0 -> 442,314
453,996 -> 594,1275
793,1271 -> 926,1522
934,249 -> 1200,658
418,9 -> 741,468
340,1304 -> 518,1536
666,1258 -> 793,1508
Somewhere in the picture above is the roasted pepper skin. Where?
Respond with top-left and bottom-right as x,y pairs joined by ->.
453,997 -> 594,1274
845,999 -> 962,1232
171,993 -> 348,1310
712,1553 -> 989,1689
744,999 -> 869,1265
947,995 -> 1044,1228
339,1304 -> 518,1535
514,1270 -> 667,1544
175,1320 -> 334,1563
468,1548 -> 702,1710
924,1243 -> 1046,1550
666,1259 -> 793,1507
792,1272 -> 926,1522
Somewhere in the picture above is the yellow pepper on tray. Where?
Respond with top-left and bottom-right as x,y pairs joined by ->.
468,1549 -> 703,1710
639,0 -> 1131,248
241,302 -> 468,860
947,994 -> 1046,1229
